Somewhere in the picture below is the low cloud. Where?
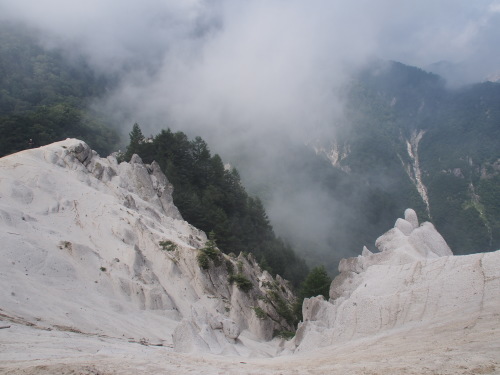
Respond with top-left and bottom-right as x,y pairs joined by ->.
3,1 -> 499,133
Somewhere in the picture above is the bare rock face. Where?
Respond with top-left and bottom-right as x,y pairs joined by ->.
395,217 -> 413,235
172,320 -> 211,353
291,209 -> 500,353
172,251 -> 296,353
404,208 -> 419,229
172,306 -> 240,354
0,139 -> 295,357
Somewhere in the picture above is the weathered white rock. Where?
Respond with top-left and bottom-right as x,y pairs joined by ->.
222,318 -> 241,340
375,215 -> 452,261
361,246 -> 372,257
408,222 -> 453,257
1,142 -> 500,373
293,210 -> 500,353
172,320 -> 211,353
404,208 -> 419,229
0,139 -> 295,357
395,218 -> 413,235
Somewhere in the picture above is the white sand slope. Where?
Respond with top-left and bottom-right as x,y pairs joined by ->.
0,304 -> 498,375
0,140 -> 499,374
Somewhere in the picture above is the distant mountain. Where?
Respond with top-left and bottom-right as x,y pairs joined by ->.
310,61 -> 500,262
233,61 -> 499,274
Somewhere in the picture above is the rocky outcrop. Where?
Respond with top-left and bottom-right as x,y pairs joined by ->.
309,139 -> 351,173
290,209 -> 500,353
0,139 -> 295,356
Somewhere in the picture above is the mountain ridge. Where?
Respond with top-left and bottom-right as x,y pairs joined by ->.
303,61 -> 500,266
0,139 -> 296,356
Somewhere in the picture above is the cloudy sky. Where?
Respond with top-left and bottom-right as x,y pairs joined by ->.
2,1 -> 499,138
2,1 -> 499,77
2,0 -> 500,263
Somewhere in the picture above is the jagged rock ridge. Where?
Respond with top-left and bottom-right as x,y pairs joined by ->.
0,139 -> 295,356
290,209 -> 500,353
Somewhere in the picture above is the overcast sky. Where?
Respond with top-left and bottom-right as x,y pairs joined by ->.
2,1 -> 499,79
2,0 -> 499,138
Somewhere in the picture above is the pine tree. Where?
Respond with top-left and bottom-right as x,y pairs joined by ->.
298,265 -> 331,300
294,265 -> 332,321
124,123 -> 144,161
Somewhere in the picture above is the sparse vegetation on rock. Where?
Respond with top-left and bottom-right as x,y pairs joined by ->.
228,273 -> 253,293
159,240 -> 177,251
197,232 -> 222,270
253,306 -> 267,320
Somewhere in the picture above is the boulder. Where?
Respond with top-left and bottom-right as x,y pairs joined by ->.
222,318 -> 240,340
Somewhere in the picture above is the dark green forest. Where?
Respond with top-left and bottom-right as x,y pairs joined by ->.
0,23 -> 119,157
123,124 -> 309,286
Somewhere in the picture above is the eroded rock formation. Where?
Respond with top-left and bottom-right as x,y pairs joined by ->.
291,209 -> 500,353
0,139 -> 295,356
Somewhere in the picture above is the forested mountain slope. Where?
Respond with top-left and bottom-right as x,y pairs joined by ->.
314,61 -> 500,258
122,125 -> 309,287
0,23 -> 119,157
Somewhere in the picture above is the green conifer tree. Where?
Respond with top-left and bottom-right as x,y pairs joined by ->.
294,265 -> 332,321
124,123 -> 144,161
